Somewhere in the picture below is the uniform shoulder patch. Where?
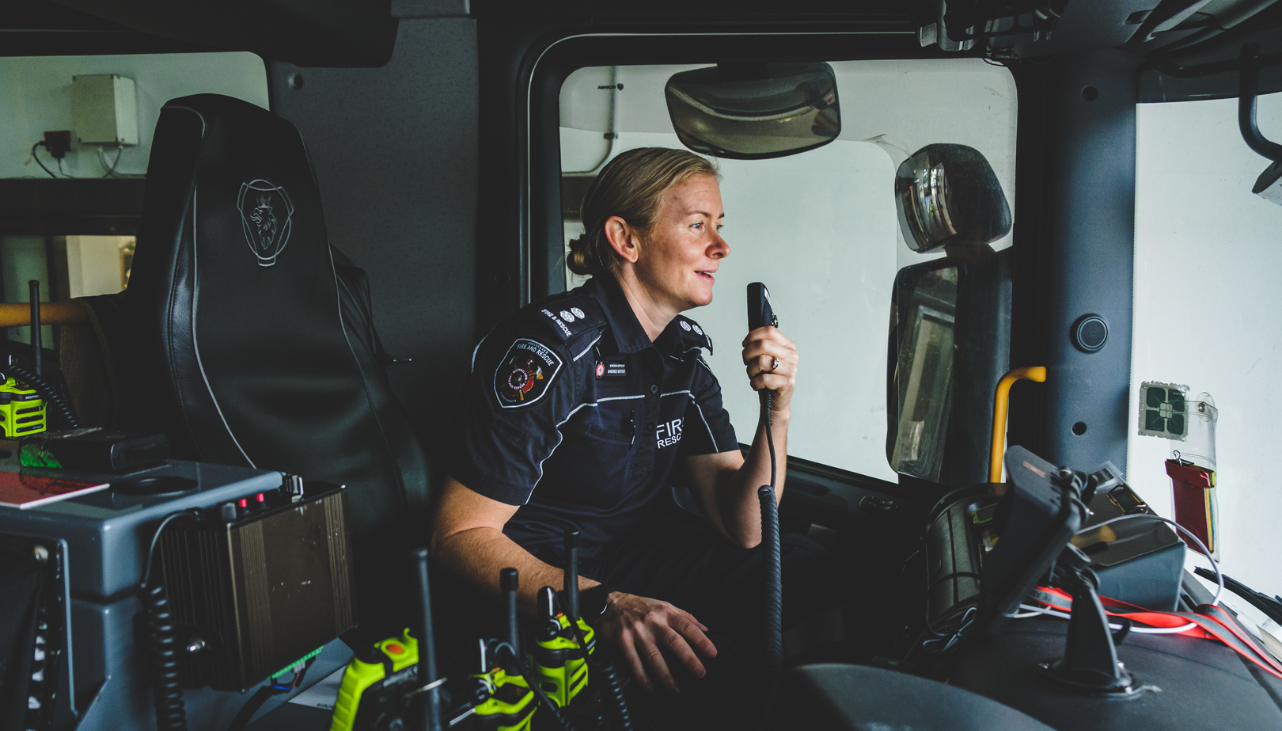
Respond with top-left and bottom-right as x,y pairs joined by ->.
494,338 -> 564,408
674,315 -> 714,354
529,293 -> 606,343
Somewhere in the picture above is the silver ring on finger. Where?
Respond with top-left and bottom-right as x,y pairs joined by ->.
770,357 -> 781,372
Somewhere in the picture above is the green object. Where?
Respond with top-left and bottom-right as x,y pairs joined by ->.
330,629 -> 419,731
1138,381 -> 1189,440
271,646 -> 324,682
0,376 -> 47,439
469,666 -> 536,731
529,614 -> 594,708
19,443 -> 60,468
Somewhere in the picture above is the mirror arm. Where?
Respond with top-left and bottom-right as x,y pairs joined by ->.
1239,43 -> 1282,164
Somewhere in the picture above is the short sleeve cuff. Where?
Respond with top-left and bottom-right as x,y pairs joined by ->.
448,462 -> 533,507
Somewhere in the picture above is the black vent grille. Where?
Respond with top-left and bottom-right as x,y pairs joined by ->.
158,486 -> 357,691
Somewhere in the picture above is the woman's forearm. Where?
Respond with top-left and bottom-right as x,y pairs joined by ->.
432,525 -> 599,615
716,407 -> 789,548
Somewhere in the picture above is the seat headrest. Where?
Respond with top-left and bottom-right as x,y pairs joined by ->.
130,93 -> 348,465
147,93 -> 320,269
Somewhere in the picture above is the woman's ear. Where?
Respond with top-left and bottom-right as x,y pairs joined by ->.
604,216 -> 641,264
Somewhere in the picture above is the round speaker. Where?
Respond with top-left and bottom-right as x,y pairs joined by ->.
113,476 -> 197,496
1072,315 -> 1109,352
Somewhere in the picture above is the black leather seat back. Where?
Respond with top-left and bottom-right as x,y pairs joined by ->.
128,94 -> 428,631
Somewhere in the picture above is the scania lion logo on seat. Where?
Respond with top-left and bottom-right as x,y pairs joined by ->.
237,179 -> 295,267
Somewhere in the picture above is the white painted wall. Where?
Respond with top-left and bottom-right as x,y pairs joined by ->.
1,52 -> 268,179
1131,92 -> 1282,604
65,235 -> 128,298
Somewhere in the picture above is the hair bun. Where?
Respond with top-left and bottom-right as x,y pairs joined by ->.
566,234 -> 592,276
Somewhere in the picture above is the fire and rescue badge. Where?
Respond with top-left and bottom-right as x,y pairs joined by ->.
494,338 -> 563,408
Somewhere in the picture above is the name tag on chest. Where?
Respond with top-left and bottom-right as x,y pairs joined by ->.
595,360 -> 627,380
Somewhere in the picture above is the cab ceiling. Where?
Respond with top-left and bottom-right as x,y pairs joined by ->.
34,0 -> 398,66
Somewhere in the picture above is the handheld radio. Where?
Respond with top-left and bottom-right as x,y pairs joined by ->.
529,586 -> 591,709
330,629 -> 421,731
455,569 -> 538,731
0,375 -> 45,438
1,281 -> 51,437
330,548 -> 444,731
747,282 -> 784,690
459,638 -> 536,731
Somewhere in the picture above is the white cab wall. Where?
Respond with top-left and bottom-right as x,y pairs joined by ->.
1131,92 -> 1282,601
0,52 -> 267,179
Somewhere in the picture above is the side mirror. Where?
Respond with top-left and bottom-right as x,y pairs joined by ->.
895,144 -> 1011,253
664,63 -> 841,160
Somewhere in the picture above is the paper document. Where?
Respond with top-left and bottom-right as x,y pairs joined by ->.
289,666 -> 345,711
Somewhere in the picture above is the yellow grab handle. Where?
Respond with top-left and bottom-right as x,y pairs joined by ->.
989,366 -> 1047,483
0,301 -> 90,328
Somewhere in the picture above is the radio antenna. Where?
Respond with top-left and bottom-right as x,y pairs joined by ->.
29,280 -> 42,376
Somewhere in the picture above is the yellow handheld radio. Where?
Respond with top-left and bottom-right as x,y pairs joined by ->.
455,568 -> 538,730
330,629 -> 421,731
0,376 -> 46,438
1,282 -> 53,438
457,639 -> 537,731
529,586 -> 593,709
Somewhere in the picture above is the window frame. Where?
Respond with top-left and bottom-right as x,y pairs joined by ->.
521,30 -> 969,305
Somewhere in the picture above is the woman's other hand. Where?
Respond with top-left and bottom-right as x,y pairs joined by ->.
596,591 -> 717,695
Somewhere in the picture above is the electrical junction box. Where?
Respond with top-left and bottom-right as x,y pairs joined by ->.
72,74 -> 139,146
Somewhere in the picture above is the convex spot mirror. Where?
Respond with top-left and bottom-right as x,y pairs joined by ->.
896,144 -> 1012,253
665,62 -> 841,160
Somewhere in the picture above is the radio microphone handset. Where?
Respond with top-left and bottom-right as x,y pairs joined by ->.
747,283 -> 783,693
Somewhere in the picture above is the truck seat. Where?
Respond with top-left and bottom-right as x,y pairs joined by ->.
125,93 -> 430,636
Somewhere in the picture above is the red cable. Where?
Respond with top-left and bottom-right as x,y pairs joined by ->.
1030,586 -> 1282,679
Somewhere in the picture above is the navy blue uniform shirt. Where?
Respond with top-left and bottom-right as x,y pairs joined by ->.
451,276 -> 740,561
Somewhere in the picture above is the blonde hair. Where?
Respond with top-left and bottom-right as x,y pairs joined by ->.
568,147 -> 720,278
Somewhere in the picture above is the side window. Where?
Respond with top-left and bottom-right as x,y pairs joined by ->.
1,52 -> 268,346
558,61 -> 1016,481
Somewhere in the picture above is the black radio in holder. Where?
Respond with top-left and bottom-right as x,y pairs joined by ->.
154,479 -> 358,692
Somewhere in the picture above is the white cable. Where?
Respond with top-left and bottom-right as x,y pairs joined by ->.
1076,513 -> 1223,607
922,606 -> 977,653
98,145 -> 123,177
1016,603 -> 1200,635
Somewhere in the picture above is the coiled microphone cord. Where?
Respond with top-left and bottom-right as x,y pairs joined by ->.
3,360 -> 80,430
142,582 -> 187,730
758,391 -> 783,692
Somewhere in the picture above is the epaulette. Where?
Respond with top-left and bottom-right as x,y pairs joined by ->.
527,291 -> 607,344
673,314 -> 714,355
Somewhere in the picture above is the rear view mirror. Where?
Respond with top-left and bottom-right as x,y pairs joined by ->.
895,144 -> 1011,253
665,63 -> 840,160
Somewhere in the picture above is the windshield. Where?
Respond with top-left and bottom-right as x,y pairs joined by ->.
1129,90 -> 1282,613
559,60 -> 1017,483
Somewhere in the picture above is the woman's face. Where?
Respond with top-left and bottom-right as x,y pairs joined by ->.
633,174 -> 729,313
